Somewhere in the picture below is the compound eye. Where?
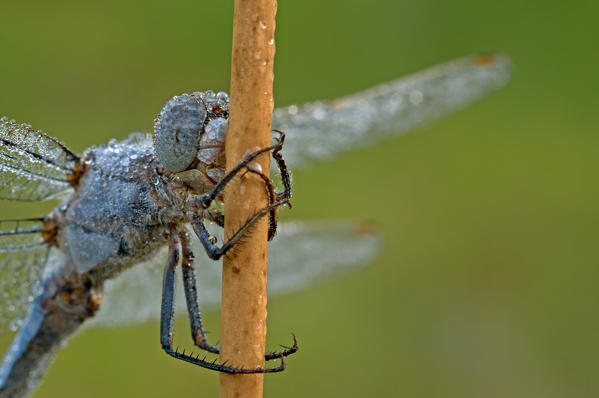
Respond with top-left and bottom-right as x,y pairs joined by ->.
154,93 -> 207,172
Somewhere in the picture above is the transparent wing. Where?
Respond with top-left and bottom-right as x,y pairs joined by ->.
92,220 -> 380,327
272,53 -> 511,169
0,219 -> 49,333
0,117 -> 78,201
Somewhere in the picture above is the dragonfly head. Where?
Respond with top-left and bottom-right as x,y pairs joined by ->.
153,90 -> 229,174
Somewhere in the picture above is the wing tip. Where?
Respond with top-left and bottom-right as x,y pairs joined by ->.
458,51 -> 513,92
352,220 -> 379,238
471,52 -> 511,67
470,52 -> 513,79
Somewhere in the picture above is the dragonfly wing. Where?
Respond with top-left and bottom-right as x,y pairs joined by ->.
272,53 -> 511,169
0,117 -> 77,201
0,219 -> 50,333
262,220 -> 378,295
92,220 -> 380,328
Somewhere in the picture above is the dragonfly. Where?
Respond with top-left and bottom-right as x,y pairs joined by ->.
0,53 -> 510,397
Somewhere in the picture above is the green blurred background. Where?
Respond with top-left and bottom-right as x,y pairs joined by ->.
0,0 -> 597,397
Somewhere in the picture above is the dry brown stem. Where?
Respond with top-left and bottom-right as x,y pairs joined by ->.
219,1 -> 277,397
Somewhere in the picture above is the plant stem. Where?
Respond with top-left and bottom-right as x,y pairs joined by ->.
220,1 -> 277,397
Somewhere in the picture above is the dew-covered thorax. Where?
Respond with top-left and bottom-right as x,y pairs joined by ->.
54,90 -> 230,278
52,134 -> 166,275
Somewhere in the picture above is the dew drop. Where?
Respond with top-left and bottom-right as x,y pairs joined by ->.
205,90 -> 216,103
409,90 -> 424,105
312,108 -> 327,120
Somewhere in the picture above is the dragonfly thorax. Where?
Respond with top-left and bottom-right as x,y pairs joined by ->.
56,136 -> 179,277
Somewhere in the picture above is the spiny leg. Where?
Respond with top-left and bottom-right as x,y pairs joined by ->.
160,230 -> 180,356
185,132 -> 297,361
192,198 -> 288,261
194,131 -> 290,210
266,129 -> 292,239
271,130 -> 292,204
160,228 -> 288,373
193,131 -> 292,254
191,134 -> 290,259
179,229 -> 219,354
252,130 -> 297,358
195,141 -> 283,210
179,229 -> 298,360
243,131 -> 292,240
243,166 -> 278,241
207,147 -> 288,243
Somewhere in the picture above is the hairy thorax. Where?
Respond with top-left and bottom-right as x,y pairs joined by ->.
45,134 -> 212,281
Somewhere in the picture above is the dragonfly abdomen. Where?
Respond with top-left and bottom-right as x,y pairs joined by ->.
0,264 -> 101,398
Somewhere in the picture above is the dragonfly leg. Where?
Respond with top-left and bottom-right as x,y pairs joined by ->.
243,167 -> 278,241
160,228 -> 289,373
248,130 -> 292,240
178,229 -> 299,360
191,131 -> 292,258
194,130 -> 290,210
195,138 -> 284,209
201,143 -> 291,244
271,130 -> 292,204
179,229 -> 219,354
191,198 -> 289,261
262,130 -> 293,239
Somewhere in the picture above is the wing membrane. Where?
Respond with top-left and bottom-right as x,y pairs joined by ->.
0,117 -> 77,201
0,219 -> 49,333
93,221 -> 380,327
272,53 -> 511,169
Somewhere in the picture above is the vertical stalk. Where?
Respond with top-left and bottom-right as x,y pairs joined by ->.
220,1 -> 277,397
